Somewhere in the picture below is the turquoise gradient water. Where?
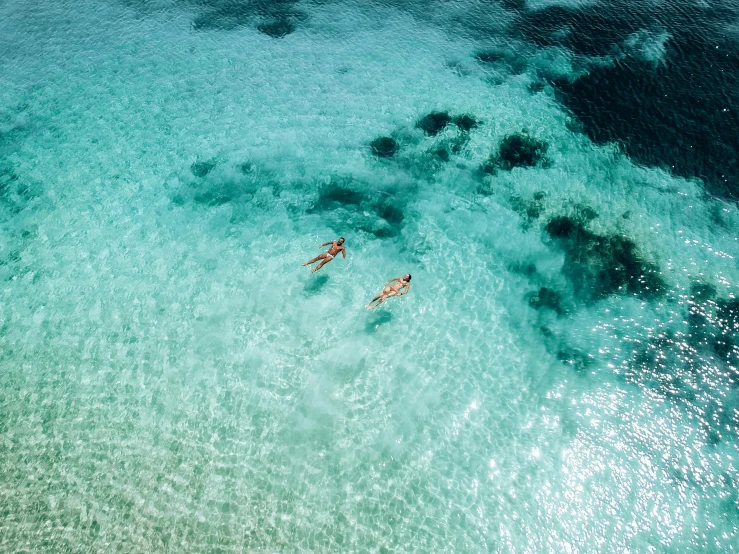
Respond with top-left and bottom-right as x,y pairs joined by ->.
1,1 -> 738,551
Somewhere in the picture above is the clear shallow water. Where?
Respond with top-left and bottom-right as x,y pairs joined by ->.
1,0 -> 738,552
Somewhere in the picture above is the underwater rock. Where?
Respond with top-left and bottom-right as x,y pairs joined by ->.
475,51 -> 506,64
475,49 -> 528,75
192,3 -> 253,31
527,81 -> 546,94
356,200 -> 405,238
257,18 -> 295,38
576,205 -> 598,221
377,201 -> 404,226
529,287 -> 563,313
484,132 -> 548,172
308,182 -> 405,239
501,0 -> 526,10
434,148 -> 450,162
544,215 -> 665,301
310,183 -> 366,212
417,112 -> 451,136
452,115 -> 478,131
192,0 -> 303,32
370,137 -> 399,158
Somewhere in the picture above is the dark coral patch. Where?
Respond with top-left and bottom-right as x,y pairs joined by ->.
434,149 -> 450,162
257,18 -> 295,38
417,112 -> 452,136
544,216 -> 665,302
370,137 -> 399,158
311,183 -> 366,212
191,160 -> 216,178
377,201 -> 404,226
192,1 -> 254,31
527,80 -> 546,94
192,0 -> 304,34
484,132 -> 548,173
475,48 -> 527,74
501,0 -> 526,11
529,287 -> 563,313
307,181 -> 405,239
452,115 -> 478,131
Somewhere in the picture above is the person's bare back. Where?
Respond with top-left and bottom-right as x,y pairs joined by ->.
302,237 -> 346,273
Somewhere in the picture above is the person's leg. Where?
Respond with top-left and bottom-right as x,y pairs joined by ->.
366,294 -> 389,309
302,254 -> 325,266
311,257 -> 332,273
376,291 -> 398,305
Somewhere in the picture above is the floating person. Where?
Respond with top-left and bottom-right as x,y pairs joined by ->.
366,274 -> 412,309
302,237 -> 346,273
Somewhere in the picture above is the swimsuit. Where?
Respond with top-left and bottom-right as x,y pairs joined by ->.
324,252 -> 334,259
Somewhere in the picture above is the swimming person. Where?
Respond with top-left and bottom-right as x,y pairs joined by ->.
366,274 -> 411,309
302,237 -> 346,273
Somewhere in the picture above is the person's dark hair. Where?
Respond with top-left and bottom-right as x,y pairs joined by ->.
406,274 -> 412,281
339,237 -> 345,242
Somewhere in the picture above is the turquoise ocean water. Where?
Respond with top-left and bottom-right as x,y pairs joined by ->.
1,0 -> 738,551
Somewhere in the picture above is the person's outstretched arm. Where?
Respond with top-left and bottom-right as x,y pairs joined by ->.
341,246 -> 347,259
319,241 -> 333,248
398,284 -> 411,296
384,277 -> 400,286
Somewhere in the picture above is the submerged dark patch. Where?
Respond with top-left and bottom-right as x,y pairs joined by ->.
555,49 -> 739,199
516,3 -> 739,198
377,202 -> 404,226
192,2 -> 253,30
370,137 -> 399,158
311,183 -> 366,211
528,287 -> 563,314
433,148 -> 449,162
501,0 -> 525,11
557,348 -> 592,373
308,181 -> 406,239
475,48 -> 527,75
192,0 -> 304,33
191,160 -> 216,178
484,132 -> 548,173
417,112 -> 451,136
452,115 -> 478,132
515,6 -> 645,57
544,216 -> 665,302
257,18 -> 295,38
620,285 -> 739,444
